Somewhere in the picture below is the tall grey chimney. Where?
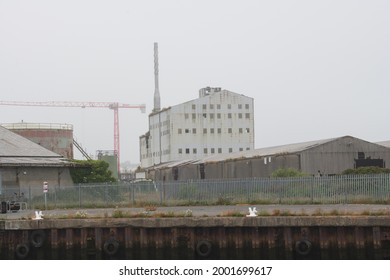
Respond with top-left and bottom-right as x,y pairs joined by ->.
153,42 -> 161,112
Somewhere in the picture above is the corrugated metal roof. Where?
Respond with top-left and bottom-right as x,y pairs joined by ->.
0,157 -> 71,166
144,137 -> 340,170
0,125 -> 62,158
197,137 -> 338,163
377,141 -> 390,148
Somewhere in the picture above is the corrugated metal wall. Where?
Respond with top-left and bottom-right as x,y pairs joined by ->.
0,167 -> 74,197
300,137 -> 390,175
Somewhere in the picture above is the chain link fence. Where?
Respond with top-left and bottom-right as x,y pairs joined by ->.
1,174 -> 390,210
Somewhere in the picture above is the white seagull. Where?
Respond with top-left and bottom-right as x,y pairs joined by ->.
33,211 -> 44,220
246,207 -> 258,217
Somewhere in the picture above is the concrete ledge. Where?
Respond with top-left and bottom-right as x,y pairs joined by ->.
4,216 -> 390,230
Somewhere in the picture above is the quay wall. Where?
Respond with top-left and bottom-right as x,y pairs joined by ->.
1,217 -> 390,260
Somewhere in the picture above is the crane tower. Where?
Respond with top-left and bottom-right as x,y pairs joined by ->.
0,100 -> 146,175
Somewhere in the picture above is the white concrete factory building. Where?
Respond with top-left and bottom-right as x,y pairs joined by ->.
140,87 -> 254,168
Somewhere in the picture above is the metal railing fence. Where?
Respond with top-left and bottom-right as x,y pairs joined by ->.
1,174 -> 390,209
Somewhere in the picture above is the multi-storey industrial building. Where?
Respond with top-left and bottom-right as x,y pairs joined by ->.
140,87 -> 254,168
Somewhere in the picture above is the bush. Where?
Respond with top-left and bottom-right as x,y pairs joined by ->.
271,168 -> 308,178
70,160 -> 116,183
342,166 -> 390,175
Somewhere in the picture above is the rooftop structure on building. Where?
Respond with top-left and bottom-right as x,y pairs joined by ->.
1,122 -> 74,159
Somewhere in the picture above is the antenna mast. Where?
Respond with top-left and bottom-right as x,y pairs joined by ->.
153,42 -> 161,112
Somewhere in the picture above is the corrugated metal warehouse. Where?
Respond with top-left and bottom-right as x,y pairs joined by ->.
144,136 -> 390,181
0,126 -> 73,198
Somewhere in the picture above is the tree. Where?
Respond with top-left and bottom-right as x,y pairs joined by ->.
70,160 -> 117,183
271,168 -> 308,178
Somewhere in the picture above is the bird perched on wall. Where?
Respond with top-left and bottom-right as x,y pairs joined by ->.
247,207 -> 258,217
33,211 -> 44,220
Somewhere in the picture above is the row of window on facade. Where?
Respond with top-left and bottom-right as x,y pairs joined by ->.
192,104 -> 250,110
178,147 -> 251,154
141,149 -> 170,159
184,112 -> 251,120
149,112 -> 251,130
178,127 -> 251,134
141,146 -> 251,159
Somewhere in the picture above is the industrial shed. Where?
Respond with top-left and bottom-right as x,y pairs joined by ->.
0,126 -> 74,197
144,136 -> 390,181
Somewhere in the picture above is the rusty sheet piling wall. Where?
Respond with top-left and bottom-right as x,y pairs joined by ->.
2,217 -> 390,260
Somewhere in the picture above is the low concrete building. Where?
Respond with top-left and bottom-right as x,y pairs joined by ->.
0,126 -> 74,198
144,136 -> 390,181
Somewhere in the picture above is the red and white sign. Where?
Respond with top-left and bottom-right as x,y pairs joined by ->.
43,181 -> 48,193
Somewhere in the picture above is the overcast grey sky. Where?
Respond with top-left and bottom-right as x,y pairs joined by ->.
1,0 -> 389,165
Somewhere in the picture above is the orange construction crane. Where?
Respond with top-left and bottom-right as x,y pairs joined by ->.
0,100 -> 146,174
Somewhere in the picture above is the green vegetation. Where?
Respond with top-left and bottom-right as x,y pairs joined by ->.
271,168 -> 308,178
342,166 -> 390,175
69,160 -> 116,183
110,209 -> 193,218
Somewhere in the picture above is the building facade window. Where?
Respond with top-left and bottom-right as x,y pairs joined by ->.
217,128 -> 221,134
178,128 -> 182,134
228,128 -> 232,133
218,148 -> 222,153
203,128 -> 207,134
245,104 -> 249,109
211,148 -> 215,154
238,113 -> 242,119
178,148 -> 182,154
245,113 -> 250,119
204,148 -> 208,154
217,104 -> 221,109
193,148 -> 197,154
229,148 -> 233,153
210,128 -> 214,134
185,148 -> 190,154
228,113 -> 232,119
192,128 -> 196,134
192,104 -> 196,110
202,104 -> 207,110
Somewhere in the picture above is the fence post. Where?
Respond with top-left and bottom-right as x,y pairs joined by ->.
132,184 -> 135,206
247,179 -> 250,203
105,183 -> 108,207
278,179 -> 282,204
29,186 -> 32,209
78,184 -> 81,208
344,178 -> 348,204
